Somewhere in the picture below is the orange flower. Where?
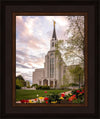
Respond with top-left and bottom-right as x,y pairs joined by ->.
68,95 -> 76,102
34,98 -> 37,101
68,98 -> 72,102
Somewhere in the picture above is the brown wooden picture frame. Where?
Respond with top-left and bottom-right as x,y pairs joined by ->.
1,0 -> 99,119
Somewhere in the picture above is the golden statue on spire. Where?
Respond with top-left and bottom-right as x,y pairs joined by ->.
53,20 -> 56,27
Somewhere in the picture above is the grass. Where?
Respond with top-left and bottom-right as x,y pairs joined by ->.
16,89 -> 70,101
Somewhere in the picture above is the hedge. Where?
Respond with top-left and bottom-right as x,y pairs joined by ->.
36,85 -> 50,90
16,85 -> 21,89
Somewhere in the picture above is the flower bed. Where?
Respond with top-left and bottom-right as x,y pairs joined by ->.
17,88 -> 85,104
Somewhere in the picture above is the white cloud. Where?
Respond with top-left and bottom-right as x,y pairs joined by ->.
16,16 -> 68,83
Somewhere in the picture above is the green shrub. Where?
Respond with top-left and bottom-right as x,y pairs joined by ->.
27,86 -> 30,88
47,92 -> 61,103
16,85 -> 21,89
81,84 -> 85,87
68,83 -> 79,87
36,85 -> 50,90
31,84 -> 38,88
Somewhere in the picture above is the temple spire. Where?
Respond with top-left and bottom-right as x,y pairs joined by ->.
52,20 -> 57,40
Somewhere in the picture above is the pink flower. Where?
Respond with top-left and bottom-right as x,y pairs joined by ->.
44,91 -> 47,93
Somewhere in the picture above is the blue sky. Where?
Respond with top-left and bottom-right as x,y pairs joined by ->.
16,16 -> 70,84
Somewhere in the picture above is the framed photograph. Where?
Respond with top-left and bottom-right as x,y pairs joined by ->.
1,0 -> 99,118
14,13 -> 88,107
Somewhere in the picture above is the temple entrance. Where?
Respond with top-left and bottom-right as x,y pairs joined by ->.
50,81 -> 53,87
43,79 -> 48,86
55,80 -> 57,87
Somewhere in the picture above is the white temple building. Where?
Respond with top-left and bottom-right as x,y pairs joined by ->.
32,21 -> 68,88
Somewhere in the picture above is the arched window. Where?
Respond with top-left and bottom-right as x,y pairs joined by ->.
52,42 -> 54,47
50,58 -> 54,78
50,53 -> 53,56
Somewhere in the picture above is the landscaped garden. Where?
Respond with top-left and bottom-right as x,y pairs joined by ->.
16,89 -> 70,101
16,88 -> 85,104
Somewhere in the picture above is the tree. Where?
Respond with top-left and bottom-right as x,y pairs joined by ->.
16,75 -> 26,87
26,81 -> 30,88
16,78 -> 24,87
55,16 -> 84,65
68,65 -> 84,87
16,75 -> 25,81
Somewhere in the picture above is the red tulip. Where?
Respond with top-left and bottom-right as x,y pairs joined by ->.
76,90 -> 80,93
44,97 -> 49,101
20,99 -> 26,103
68,98 -> 72,102
26,100 -> 29,103
73,95 -> 76,97
44,91 -> 47,93
82,89 -> 84,93
61,93 -> 65,97
46,101 -> 48,104
80,92 -> 83,94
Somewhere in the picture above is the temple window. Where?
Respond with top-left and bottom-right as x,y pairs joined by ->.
52,42 -> 54,47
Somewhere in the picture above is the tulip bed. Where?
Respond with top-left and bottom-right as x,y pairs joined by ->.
16,89 -> 68,101
16,88 -> 85,104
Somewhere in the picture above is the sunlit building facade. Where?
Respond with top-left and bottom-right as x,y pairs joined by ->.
32,21 -> 67,88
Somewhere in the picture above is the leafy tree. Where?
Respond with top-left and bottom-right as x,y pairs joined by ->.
55,16 -> 84,65
69,65 -> 84,88
16,75 -> 26,87
16,78 -> 24,87
26,81 -> 30,88
61,73 -> 70,88
16,75 -> 25,81
55,16 -> 85,87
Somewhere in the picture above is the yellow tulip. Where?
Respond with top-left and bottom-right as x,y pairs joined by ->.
78,93 -> 82,96
29,100 -> 34,103
70,93 -> 72,95
59,97 -> 64,100
39,97 -> 44,99
51,101 -> 57,104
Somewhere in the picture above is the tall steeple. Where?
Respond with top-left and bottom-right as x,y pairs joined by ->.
50,20 -> 58,51
52,20 -> 57,40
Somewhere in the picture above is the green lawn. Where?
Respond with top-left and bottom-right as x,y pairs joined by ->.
16,89 -> 70,101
